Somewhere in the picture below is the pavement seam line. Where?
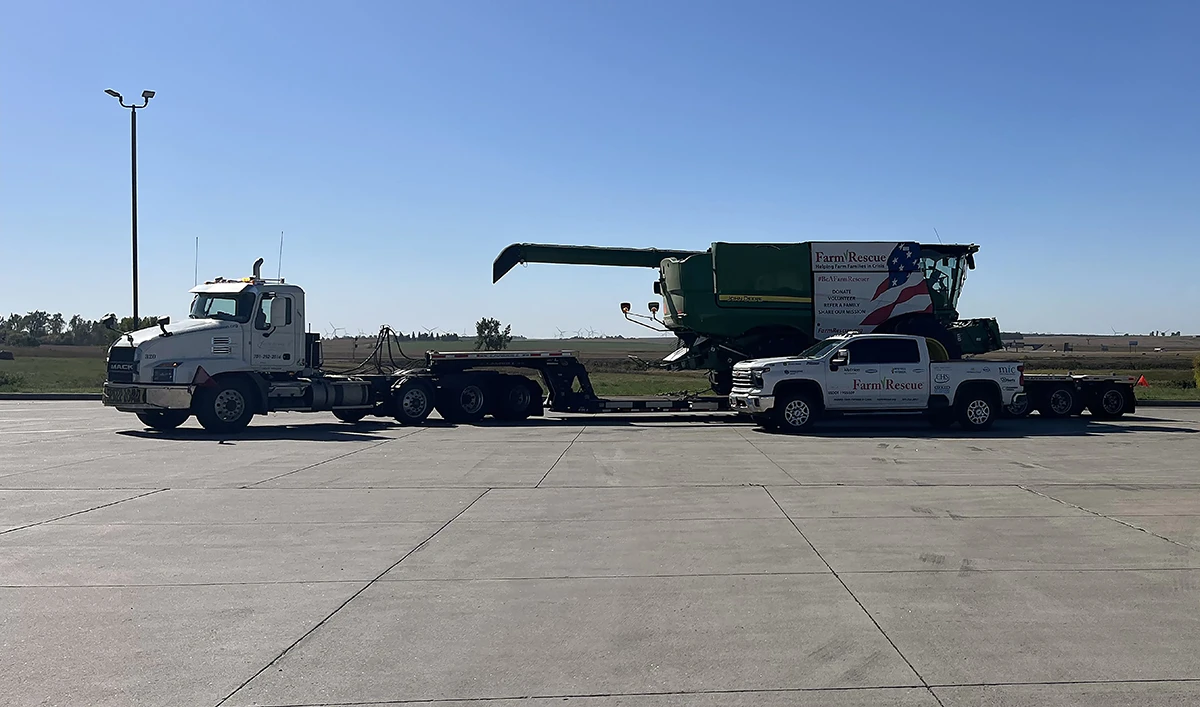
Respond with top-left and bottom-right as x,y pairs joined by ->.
0,488 -> 166,537
214,488 -> 492,707
738,430 -> 804,485
535,427 -> 585,487
1018,485 -> 1198,551
242,430 -> 425,487
763,486 -> 945,707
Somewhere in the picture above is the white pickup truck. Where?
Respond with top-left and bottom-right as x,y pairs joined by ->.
729,333 -> 1026,432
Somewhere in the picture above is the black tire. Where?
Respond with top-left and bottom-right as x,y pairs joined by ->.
956,387 -> 998,431
392,378 -> 435,425
333,409 -> 368,424
193,378 -> 255,433
136,410 -> 190,431
436,378 -> 488,423
1088,384 -> 1131,419
1038,384 -> 1078,418
493,377 -> 539,420
1003,394 -> 1032,418
773,390 -> 820,433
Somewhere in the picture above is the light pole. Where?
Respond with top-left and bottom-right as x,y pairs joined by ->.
105,88 -> 155,326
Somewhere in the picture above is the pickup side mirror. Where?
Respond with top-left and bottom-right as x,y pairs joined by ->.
830,349 -> 849,370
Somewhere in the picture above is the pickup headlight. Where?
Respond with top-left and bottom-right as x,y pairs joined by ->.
152,362 -> 181,383
752,366 -> 770,387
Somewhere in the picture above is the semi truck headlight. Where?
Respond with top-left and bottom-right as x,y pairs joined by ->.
153,362 -> 181,383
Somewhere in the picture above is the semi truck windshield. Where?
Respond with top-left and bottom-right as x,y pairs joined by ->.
190,292 -> 257,323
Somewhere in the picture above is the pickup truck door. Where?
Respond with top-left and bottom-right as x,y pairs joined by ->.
825,338 -> 929,410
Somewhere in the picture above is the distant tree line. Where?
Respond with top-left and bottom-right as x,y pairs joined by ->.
0,312 -> 157,348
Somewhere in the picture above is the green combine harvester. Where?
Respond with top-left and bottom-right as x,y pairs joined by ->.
494,240 -> 1003,394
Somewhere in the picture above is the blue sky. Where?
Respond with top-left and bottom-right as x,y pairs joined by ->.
2,0 -> 1197,338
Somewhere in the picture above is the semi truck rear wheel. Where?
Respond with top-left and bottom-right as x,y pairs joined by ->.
136,410 -> 190,431
193,378 -> 255,433
393,379 -> 434,425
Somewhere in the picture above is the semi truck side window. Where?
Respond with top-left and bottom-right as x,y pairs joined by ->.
256,295 -> 293,330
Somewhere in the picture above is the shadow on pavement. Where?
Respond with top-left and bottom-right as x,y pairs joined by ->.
117,421 -> 395,442
746,415 -> 1199,439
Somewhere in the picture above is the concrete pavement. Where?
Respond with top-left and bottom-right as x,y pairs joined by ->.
2,401 -> 1199,706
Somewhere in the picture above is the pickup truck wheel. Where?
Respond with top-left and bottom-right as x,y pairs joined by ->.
193,379 -> 255,433
1038,385 -> 1078,418
333,409 -> 368,424
393,379 -> 434,425
956,390 -> 997,430
774,392 -> 818,433
136,410 -> 190,431
436,380 -> 488,423
1088,385 -> 1130,419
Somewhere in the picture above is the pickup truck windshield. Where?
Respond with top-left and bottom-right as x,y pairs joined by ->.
796,338 -> 845,359
190,292 -> 257,323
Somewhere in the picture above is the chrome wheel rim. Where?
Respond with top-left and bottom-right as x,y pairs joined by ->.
782,399 -> 810,428
459,385 -> 485,415
214,389 -> 245,422
402,388 -> 429,417
1102,389 -> 1124,414
966,399 -> 991,425
1050,389 -> 1073,414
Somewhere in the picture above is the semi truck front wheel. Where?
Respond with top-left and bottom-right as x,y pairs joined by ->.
194,378 -> 255,433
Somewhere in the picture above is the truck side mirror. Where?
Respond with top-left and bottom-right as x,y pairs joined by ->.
620,302 -> 631,313
830,349 -> 848,370
648,301 -> 659,314
102,313 -> 118,331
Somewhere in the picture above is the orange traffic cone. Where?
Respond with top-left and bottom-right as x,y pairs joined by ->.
1136,375 -> 1149,387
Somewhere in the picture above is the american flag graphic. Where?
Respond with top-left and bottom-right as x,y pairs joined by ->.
861,242 -> 933,327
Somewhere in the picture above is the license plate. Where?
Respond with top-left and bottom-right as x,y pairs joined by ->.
104,386 -> 145,405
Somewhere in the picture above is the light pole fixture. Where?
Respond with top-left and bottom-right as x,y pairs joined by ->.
105,88 -> 155,326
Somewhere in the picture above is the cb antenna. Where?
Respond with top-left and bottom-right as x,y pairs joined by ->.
277,230 -> 285,279
932,227 -> 943,244
194,236 -> 199,285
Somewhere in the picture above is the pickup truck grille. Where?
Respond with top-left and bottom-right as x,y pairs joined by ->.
106,347 -> 136,383
731,370 -> 755,393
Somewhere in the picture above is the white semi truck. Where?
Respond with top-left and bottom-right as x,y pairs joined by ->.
101,259 -> 730,433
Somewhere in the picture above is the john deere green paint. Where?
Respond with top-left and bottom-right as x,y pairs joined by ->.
493,240 -> 1002,394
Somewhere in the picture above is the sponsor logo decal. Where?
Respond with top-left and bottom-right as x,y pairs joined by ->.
853,379 -> 925,391
998,365 -> 1020,375
934,372 -> 951,384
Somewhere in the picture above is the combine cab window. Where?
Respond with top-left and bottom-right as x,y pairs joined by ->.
920,255 -> 966,312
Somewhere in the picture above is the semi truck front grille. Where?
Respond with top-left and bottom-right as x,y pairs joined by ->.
106,347 -> 137,383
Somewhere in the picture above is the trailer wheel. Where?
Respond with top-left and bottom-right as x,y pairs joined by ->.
494,377 -> 537,420
1088,384 -> 1130,419
773,391 -> 819,433
1004,395 -> 1032,418
193,378 -> 255,433
333,409 -> 368,424
1038,385 -> 1078,418
437,379 -> 488,423
136,410 -> 190,431
956,387 -> 997,431
393,379 -> 434,425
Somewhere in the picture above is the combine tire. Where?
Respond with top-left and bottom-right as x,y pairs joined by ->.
136,410 -> 190,431
773,391 -> 819,433
1038,384 -> 1079,418
437,379 -> 488,423
1088,384 -> 1131,419
956,387 -> 998,431
393,378 -> 435,425
193,378 -> 255,433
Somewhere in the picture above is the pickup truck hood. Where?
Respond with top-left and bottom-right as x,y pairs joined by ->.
734,356 -> 820,369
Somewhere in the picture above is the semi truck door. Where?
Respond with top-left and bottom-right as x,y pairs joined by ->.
251,292 -> 299,371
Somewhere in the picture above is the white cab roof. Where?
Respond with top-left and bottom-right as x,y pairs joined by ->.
189,282 -> 256,294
